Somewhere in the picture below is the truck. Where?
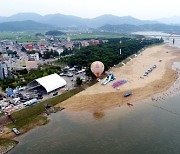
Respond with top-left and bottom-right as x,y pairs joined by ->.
23,98 -> 38,106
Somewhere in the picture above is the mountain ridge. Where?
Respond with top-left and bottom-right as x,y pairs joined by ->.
99,24 -> 180,33
0,20 -> 56,31
156,16 -> 180,25
0,12 -> 159,28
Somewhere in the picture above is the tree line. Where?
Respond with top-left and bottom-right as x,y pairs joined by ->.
64,38 -> 163,77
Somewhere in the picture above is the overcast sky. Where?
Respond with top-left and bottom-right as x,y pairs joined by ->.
0,0 -> 179,19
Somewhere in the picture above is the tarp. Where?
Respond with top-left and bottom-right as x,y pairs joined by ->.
6,91 -> 14,97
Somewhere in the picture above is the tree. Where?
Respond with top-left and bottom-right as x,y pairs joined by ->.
21,46 -> 26,52
76,77 -> 82,86
66,38 -> 163,75
45,30 -> 66,36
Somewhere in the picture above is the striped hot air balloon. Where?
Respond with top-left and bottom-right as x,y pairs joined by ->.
90,61 -> 104,78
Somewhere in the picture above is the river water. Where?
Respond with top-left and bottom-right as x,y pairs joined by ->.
10,32 -> 180,154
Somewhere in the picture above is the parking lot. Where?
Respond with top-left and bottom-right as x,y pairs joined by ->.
0,69 -> 87,114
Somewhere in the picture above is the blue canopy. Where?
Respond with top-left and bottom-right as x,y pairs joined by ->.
6,91 -> 14,97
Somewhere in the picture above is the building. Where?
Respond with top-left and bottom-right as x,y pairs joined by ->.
65,43 -> 74,50
25,44 -> 34,51
0,53 -> 4,61
67,37 -> 71,42
89,39 -> 100,46
81,41 -> 89,47
28,53 -> 39,61
56,48 -> 64,55
28,73 -> 67,94
0,62 -> 9,80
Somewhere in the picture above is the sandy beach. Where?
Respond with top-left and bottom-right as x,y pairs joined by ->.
57,44 -> 180,111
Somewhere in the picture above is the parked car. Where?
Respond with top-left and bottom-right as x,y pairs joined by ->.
23,98 -> 38,106
66,73 -> 73,77
0,94 -> 3,100
15,105 -> 22,110
12,128 -> 20,135
37,94 -> 43,99
60,73 -> 65,76
53,92 -> 58,96
124,92 -> 133,97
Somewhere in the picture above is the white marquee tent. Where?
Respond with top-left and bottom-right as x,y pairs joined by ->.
31,73 -> 67,93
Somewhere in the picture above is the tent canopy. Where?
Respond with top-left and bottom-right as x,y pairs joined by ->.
35,73 -> 67,93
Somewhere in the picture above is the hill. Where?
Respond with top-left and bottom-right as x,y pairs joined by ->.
0,13 -> 159,28
84,15 -> 158,27
0,20 -> 56,31
99,24 -> 180,33
45,30 -> 66,36
156,16 -> 180,25
99,24 -> 142,33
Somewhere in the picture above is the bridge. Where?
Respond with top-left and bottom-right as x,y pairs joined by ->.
144,33 -> 180,39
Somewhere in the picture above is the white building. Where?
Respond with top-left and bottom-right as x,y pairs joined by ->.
0,62 -> 9,80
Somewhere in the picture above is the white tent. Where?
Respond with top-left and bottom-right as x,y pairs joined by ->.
35,73 -> 67,93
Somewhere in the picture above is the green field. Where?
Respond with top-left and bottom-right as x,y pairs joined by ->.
0,31 -> 134,42
0,32 -> 40,42
69,32 -> 133,40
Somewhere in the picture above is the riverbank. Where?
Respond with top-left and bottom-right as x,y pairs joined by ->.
0,139 -> 17,154
0,87 -> 84,153
1,44 -> 180,153
57,44 -> 180,111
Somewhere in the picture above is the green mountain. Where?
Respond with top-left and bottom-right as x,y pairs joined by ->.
0,13 -> 158,28
99,24 -> 142,33
0,20 -> 56,31
99,24 -> 180,33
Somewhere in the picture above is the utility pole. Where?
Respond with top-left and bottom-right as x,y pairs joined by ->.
120,40 -> 122,55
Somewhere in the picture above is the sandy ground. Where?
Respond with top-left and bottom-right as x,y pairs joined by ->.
56,44 -> 180,111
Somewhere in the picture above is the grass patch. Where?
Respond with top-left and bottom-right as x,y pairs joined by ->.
8,115 -> 48,130
70,33 -> 132,40
0,139 -> 17,152
53,60 -> 67,67
17,38 -> 40,43
11,87 -> 84,129
0,139 -> 17,146
0,112 -> 4,117
0,32 -> 36,40
87,80 -> 98,87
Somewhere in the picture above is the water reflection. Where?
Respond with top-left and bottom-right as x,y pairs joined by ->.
10,93 -> 180,154
93,112 -> 105,120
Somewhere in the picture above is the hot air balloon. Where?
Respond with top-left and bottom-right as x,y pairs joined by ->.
90,61 -> 104,78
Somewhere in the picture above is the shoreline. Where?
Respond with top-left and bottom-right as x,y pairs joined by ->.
56,44 -> 180,111
1,44 -> 180,153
